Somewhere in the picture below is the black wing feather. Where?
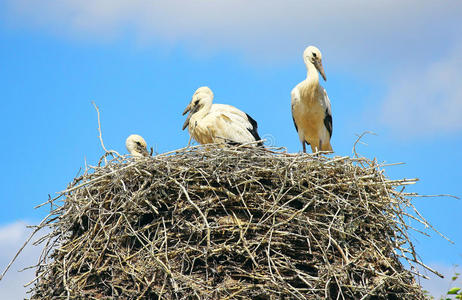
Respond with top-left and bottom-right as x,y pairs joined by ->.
245,113 -> 263,146
323,108 -> 333,137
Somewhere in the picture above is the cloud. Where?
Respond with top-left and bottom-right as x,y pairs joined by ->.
3,0 -> 462,137
419,263 -> 462,298
4,0 -> 462,66
0,221 -> 45,300
380,44 -> 462,137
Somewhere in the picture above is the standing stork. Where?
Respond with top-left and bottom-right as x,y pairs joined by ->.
291,46 -> 333,153
125,134 -> 149,157
182,86 -> 262,146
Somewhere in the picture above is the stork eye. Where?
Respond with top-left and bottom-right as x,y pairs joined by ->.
312,52 -> 317,58
136,142 -> 141,146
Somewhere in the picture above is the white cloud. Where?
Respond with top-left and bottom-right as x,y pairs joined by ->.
0,221 -> 45,300
418,263 -> 462,298
4,0 -> 462,65
380,44 -> 462,137
4,0 -> 462,137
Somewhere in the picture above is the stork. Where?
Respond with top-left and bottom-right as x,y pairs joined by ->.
183,87 -> 251,128
291,46 -> 333,153
125,134 -> 149,157
182,87 -> 262,146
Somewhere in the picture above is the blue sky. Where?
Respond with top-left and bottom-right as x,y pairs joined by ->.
0,0 -> 461,297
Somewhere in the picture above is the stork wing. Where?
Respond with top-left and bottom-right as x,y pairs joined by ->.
290,87 -> 301,133
243,113 -> 261,144
204,111 -> 259,144
211,104 -> 261,145
211,104 -> 247,119
184,103 -> 250,130
321,89 -> 333,138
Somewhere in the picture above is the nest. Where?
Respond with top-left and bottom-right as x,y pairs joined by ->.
28,145 -> 433,299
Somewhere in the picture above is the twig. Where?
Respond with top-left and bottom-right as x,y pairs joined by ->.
352,131 -> 377,158
91,101 -> 121,159
0,227 -> 40,281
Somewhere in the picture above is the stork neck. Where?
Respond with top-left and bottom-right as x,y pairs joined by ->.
306,61 -> 319,86
202,99 -> 213,114
194,99 -> 213,119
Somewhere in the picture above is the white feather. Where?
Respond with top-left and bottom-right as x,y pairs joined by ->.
184,87 -> 261,145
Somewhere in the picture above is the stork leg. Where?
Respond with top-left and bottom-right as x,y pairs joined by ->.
310,143 -> 318,153
302,142 -> 306,153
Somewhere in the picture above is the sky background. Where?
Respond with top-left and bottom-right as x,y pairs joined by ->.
0,0 -> 461,298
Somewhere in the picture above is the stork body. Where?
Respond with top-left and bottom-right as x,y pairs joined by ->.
182,87 -> 262,146
125,134 -> 149,157
291,46 -> 333,153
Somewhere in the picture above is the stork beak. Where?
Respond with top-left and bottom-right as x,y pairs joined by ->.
182,104 -> 199,130
140,147 -> 150,157
136,145 -> 149,157
182,113 -> 191,130
314,60 -> 327,81
182,103 -> 192,116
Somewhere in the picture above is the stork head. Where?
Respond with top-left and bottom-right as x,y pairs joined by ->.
125,134 -> 149,157
182,86 -> 214,130
303,46 -> 326,81
193,86 -> 214,99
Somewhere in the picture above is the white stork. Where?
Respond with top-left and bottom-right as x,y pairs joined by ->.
125,134 -> 149,157
182,87 -> 262,146
183,87 -> 251,128
291,46 -> 333,153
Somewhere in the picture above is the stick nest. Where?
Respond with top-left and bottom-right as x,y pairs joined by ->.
30,145 -> 431,299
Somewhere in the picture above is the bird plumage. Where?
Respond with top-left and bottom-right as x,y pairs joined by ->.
125,134 -> 149,157
291,46 -> 333,153
182,87 -> 262,146
183,87 -> 254,129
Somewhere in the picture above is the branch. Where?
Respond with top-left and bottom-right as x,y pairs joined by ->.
92,101 -> 109,153
91,102 -> 121,163
352,131 -> 377,158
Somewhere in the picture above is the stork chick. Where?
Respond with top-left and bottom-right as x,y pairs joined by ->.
182,87 -> 262,146
291,46 -> 333,153
125,134 -> 149,157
